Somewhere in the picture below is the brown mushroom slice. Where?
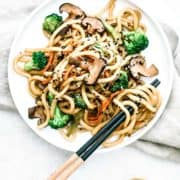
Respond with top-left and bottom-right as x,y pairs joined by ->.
58,25 -> 70,36
69,56 -> 106,85
130,64 -> 159,78
86,57 -> 105,85
28,106 -> 46,125
69,56 -> 81,66
127,55 -> 158,79
59,3 -> 86,19
69,56 -> 90,70
82,17 -> 105,34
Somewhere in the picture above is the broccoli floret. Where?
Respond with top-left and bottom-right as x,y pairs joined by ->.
123,30 -> 149,54
43,13 -> 63,34
48,106 -> 73,129
24,51 -> 47,71
110,71 -> 129,92
73,94 -> 87,109
47,92 -> 55,104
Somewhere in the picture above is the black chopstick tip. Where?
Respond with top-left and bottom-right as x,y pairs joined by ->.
151,78 -> 161,88
76,78 -> 161,161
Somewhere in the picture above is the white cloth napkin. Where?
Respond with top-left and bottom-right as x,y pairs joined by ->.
133,25 -> 180,161
1,0 -> 180,162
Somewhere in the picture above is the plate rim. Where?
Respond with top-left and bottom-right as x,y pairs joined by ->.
8,0 -> 174,153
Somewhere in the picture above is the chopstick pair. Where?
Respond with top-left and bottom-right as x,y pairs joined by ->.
48,79 -> 161,180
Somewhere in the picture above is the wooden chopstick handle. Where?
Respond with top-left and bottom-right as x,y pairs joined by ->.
48,153 -> 84,180
57,156 -> 83,180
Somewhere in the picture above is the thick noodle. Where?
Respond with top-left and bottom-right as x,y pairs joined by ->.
13,0 -> 161,148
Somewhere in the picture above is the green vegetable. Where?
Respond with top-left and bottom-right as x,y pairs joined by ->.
43,13 -> 63,34
66,111 -> 83,137
73,94 -> 87,109
110,71 -> 128,92
94,43 -> 102,49
123,30 -> 149,54
47,92 -> 54,104
103,21 -> 120,41
93,43 -> 104,55
24,51 -> 47,71
48,106 -> 73,129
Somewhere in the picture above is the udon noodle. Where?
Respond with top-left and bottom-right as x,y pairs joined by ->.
14,0 -> 161,147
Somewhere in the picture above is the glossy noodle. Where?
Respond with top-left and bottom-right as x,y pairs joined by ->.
13,0 -> 161,147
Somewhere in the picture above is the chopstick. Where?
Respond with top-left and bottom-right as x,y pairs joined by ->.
48,79 -> 161,180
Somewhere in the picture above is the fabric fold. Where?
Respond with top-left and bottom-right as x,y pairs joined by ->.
135,24 -> 180,160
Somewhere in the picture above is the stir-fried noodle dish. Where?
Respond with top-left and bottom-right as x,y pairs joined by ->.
14,0 -> 161,147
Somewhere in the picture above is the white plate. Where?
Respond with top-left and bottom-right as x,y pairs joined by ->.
8,0 -> 173,153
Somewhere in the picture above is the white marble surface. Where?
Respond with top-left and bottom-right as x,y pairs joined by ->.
1,0 -> 180,179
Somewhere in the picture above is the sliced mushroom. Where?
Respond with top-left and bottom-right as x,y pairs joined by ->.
59,25 -> 70,36
28,106 -> 46,125
82,17 -> 105,34
69,56 -> 81,66
69,56 -> 88,69
69,55 -> 106,85
87,57 -> 106,85
128,55 -> 159,79
59,3 -> 86,19
130,55 -> 145,65
130,64 -> 159,78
